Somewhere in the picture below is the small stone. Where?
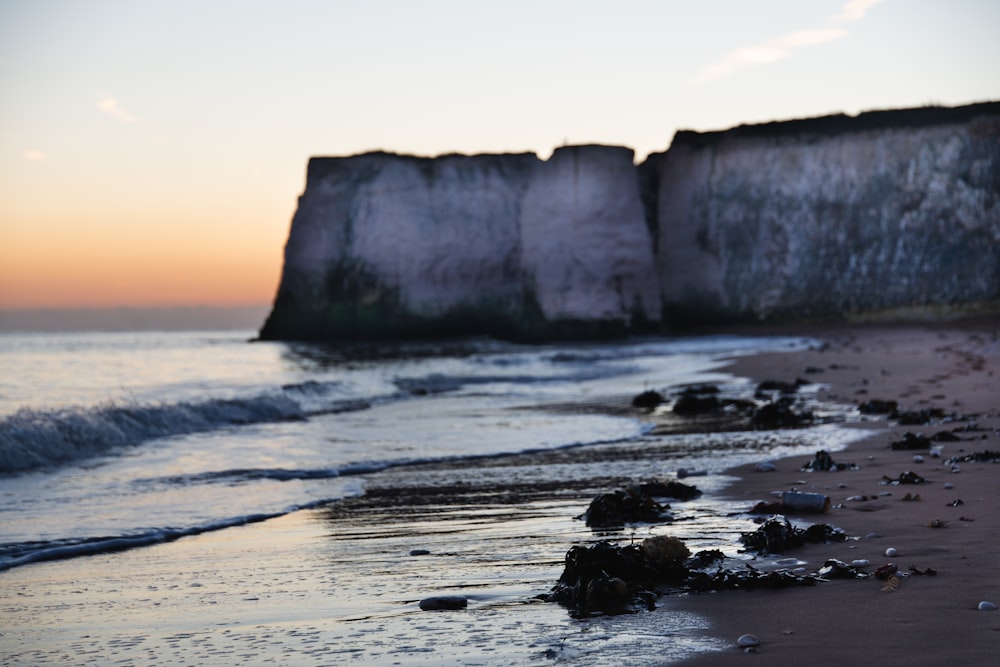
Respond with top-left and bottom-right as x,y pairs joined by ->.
755,462 -> 777,472
885,547 -> 898,557
978,601 -> 998,611
851,559 -> 870,567
737,633 -> 760,648
943,482 -> 955,490
865,532 -> 879,539
913,455 -> 925,463
419,596 -> 468,611
409,549 -> 431,556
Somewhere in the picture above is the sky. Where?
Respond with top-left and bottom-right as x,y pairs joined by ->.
1,0 -> 998,311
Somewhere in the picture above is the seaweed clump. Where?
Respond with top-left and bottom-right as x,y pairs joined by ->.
580,480 -> 702,529
739,515 -> 847,554
544,531 -> 830,616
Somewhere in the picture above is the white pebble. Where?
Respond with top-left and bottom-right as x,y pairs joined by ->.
885,547 -> 898,557
943,482 -> 955,490
737,634 -> 760,647
851,559 -> 870,567
951,465 -> 961,473
978,601 -> 998,611
913,455 -> 925,463
865,532 -> 879,539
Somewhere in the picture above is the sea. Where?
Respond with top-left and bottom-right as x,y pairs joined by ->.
0,328 -> 869,665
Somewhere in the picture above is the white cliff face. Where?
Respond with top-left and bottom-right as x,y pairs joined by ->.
651,110 -> 1000,321
347,154 -> 536,316
262,147 -> 662,340
262,103 -> 1000,340
521,146 -> 661,325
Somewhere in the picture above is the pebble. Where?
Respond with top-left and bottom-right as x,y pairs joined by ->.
951,464 -> 961,473
755,462 -> 777,472
913,455 -> 925,463
943,482 -> 955,490
409,549 -> 431,556
419,595 -> 468,611
737,634 -> 760,648
851,559 -> 870,567
885,547 -> 898,557
865,532 -> 880,539
978,601 -> 998,611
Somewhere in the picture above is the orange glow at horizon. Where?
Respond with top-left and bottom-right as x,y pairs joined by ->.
0,209 -> 288,310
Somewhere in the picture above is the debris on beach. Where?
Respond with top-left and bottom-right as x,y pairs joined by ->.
947,449 -> 1000,463
891,432 -> 933,450
751,397 -> 813,428
801,449 -> 856,471
858,398 -> 898,414
671,384 -> 723,415
418,595 -> 468,611
881,574 -> 902,592
755,378 -> 808,397
737,634 -> 761,652
893,407 -> 946,425
631,389 -> 665,409
817,559 -> 869,579
874,562 -> 898,579
544,536 -> 823,616
739,515 -> 847,554
881,471 -> 927,485
579,480 -> 701,529
581,488 -> 672,529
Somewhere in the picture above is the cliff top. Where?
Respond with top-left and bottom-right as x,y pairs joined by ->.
668,100 -> 1000,150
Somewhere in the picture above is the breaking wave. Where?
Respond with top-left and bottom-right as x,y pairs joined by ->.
0,384 -> 370,474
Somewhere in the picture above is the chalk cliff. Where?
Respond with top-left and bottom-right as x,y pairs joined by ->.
260,146 -> 661,340
260,102 -> 1000,341
645,103 -> 1000,322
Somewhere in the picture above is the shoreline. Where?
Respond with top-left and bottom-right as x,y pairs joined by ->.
673,322 -> 1000,665
2,322 -> 996,665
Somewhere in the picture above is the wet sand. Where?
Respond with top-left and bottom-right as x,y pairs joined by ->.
675,321 -> 1000,665
2,322 -> 997,665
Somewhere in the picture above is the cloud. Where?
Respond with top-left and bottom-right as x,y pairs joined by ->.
835,0 -> 884,23
689,0 -> 883,85
24,149 -> 46,161
690,27 -> 847,85
97,97 -> 137,123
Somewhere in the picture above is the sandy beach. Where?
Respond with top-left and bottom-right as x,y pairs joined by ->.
675,320 -> 1000,665
2,321 -> 997,665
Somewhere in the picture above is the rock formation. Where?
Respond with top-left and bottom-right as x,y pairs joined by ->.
260,146 -> 662,340
260,102 -> 1000,341
645,103 -> 1000,323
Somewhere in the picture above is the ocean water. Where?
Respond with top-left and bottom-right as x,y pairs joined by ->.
0,329 -> 870,664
